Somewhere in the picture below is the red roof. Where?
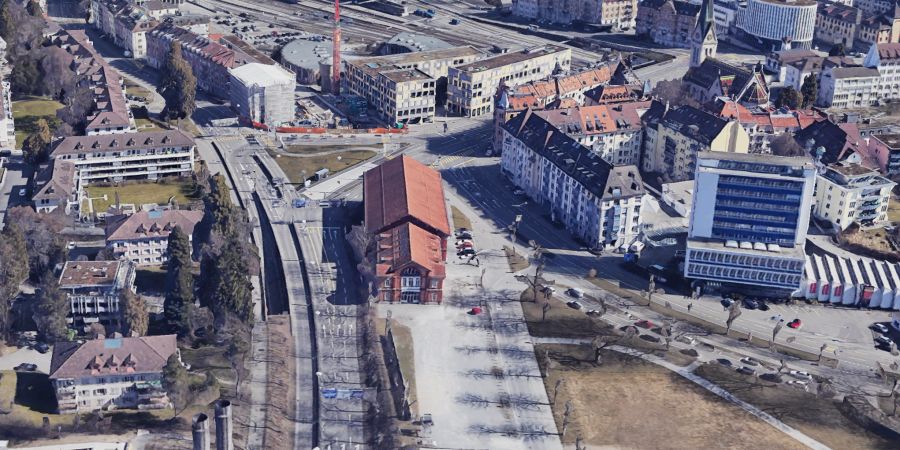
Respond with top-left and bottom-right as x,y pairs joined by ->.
364,155 -> 450,237
375,222 -> 445,278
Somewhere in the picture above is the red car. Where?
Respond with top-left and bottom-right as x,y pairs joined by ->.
634,319 -> 656,329
787,318 -> 802,329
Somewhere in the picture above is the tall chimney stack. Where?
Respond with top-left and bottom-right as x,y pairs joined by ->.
332,0 -> 342,95
214,400 -> 233,450
192,413 -> 210,450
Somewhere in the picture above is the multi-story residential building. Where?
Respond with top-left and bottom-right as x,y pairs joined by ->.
643,104 -> 750,180
511,0 -> 637,29
712,0 -> 743,35
815,1 -> 900,50
765,48 -> 818,80
50,335 -> 178,413
447,45 -> 572,117
50,130 -> 195,184
709,98 -> 822,153
91,0 -> 159,59
105,209 -> 204,265
682,59 -> 770,106
501,109 -> 645,250
795,118 -> 868,165
491,60 -> 630,151
344,46 -> 483,124
780,55 -> 853,91
50,30 -> 135,135
33,159 -> 80,214
530,101 -> 652,166
866,133 -> 900,175
817,65 -> 880,108
636,0 -> 701,48
814,162 -> 895,229
58,260 -> 136,331
0,81 -> 14,152
146,23 -> 269,99
864,42 -> 900,102
228,63 -> 296,126
684,152 -> 817,293
364,156 -> 450,304
735,0 -> 817,50
855,0 -> 895,16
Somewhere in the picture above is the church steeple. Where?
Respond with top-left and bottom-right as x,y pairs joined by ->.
690,0 -> 717,68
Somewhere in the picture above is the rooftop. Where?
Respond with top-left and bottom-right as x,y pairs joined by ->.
364,155 -> 451,237
382,68 -> 432,83
51,130 -> 194,157
688,236 -> 805,259
349,46 -> 483,77
454,45 -> 568,73
534,100 -> 652,136
385,32 -> 453,53
58,261 -> 126,288
50,335 -> 177,379
661,105 -> 730,145
230,62 -> 294,87
830,66 -> 880,79
873,133 -> 900,149
697,150 -> 815,168
375,222 -> 446,279
106,209 -> 204,242
281,39 -> 335,70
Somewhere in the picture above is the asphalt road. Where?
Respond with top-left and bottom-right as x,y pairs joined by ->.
0,155 -> 31,227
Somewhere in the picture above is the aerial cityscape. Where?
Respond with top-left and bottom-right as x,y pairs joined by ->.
0,0 -> 898,448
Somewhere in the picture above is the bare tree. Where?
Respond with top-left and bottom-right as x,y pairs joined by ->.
552,378 -> 564,405
527,241 -> 545,303
561,400 -> 573,438
541,302 -> 551,321
772,320 -> 784,346
725,301 -> 742,334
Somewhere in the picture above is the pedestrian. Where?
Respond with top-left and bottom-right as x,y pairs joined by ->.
687,303 -> 693,312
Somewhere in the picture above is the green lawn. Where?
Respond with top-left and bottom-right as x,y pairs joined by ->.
85,179 -> 200,213
268,149 -> 377,184
135,118 -> 166,133
12,97 -> 64,150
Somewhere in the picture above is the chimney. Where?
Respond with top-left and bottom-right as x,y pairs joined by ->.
192,413 -> 210,450
215,400 -> 233,450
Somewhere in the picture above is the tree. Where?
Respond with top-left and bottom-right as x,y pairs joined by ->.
208,237 -> 254,323
25,0 -> 41,17
7,207 -> 68,281
828,44 -> 846,57
164,226 -> 194,336
0,225 -> 28,342
0,0 -> 16,44
88,323 -> 105,339
23,118 -> 52,164
776,87 -> 802,109
652,78 -> 700,108
158,41 -> 197,121
121,290 -> 149,337
800,75 -> 818,108
725,301 -> 742,334
770,132 -> 806,157
162,354 -> 190,417
33,275 -> 69,342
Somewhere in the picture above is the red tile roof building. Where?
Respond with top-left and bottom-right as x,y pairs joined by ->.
364,156 -> 449,304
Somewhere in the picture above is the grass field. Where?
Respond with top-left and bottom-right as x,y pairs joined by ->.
888,196 -> 900,223
376,318 -> 417,418
124,78 -> 153,99
538,344 -> 809,449
85,179 -> 200,213
268,149 -> 376,184
503,245 -> 529,272
450,205 -> 471,230
135,118 -> 166,133
521,288 -> 617,338
696,363 -> 897,449
12,96 -> 64,149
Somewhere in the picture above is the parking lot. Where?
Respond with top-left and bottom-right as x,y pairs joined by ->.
0,346 -> 52,373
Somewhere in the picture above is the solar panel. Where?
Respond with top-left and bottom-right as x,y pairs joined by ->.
105,338 -> 123,349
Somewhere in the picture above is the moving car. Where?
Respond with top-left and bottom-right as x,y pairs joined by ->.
787,318 -> 802,329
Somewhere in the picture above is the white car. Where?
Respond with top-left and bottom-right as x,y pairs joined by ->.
786,380 -> 809,389
788,370 -> 812,380
872,323 -> 890,334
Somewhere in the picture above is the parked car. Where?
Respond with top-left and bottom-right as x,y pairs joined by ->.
456,241 -> 474,249
14,363 -> 36,372
720,298 -> 734,309
872,323 -> 890,334
786,380 -> 808,389
456,231 -> 473,240
457,248 -> 476,257
634,319 -> 655,329
640,334 -> 661,343
566,288 -> 584,298
787,318 -> 802,329
736,366 -> 757,376
716,358 -> 732,367
740,357 -> 760,366
542,286 -> 557,296
566,301 -> 583,310
875,335 -> 892,347
757,301 -> 770,311
35,342 -> 50,353
760,373 -> 781,383
788,370 -> 812,380
585,309 -> 602,316
742,298 -> 759,310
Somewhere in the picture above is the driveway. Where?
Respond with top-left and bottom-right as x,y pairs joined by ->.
0,346 -> 52,373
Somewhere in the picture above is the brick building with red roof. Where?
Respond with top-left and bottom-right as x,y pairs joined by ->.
364,156 -> 450,304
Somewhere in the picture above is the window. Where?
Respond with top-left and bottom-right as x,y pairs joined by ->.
430,279 -> 438,289
384,279 -> 391,287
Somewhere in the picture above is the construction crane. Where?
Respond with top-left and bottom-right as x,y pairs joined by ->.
332,0 -> 341,95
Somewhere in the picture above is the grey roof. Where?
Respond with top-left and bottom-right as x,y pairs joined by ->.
281,39 -> 335,71
503,109 -> 644,200
660,105 -> 729,146
385,32 -> 453,53
830,66 -> 880,79
696,150 -> 815,168
51,130 -> 194,157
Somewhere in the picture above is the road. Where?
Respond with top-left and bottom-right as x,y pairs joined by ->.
0,155 -> 30,227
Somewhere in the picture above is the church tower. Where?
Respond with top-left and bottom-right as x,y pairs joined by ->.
690,0 -> 717,68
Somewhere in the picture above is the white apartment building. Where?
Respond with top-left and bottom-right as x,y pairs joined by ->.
685,152 -> 817,293
91,0 -> 158,59
50,130 -> 195,184
512,0 -> 637,29
229,63 -> 296,126
58,260 -> 136,331
0,81 -> 14,152
814,162 -> 895,230
736,0 -> 817,50
448,45 -> 572,117
50,335 -> 177,413
531,101 -> 652,166
106,209 -> 204,265
817,65 -> 880,108
500,109 -> 645,250
344,46 -> 483,125
864,42 -> 900,102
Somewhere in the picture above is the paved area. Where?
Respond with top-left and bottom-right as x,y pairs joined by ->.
0,347 -> 52,373
0,155 -> 31,227
384,189 -> 561,450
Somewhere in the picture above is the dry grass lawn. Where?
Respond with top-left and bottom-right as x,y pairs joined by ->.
538,344 -> 809,450
85,179 -> 200,212
268,149 -> 376,184
450,205 -> 471,231
503,245 -> 529,272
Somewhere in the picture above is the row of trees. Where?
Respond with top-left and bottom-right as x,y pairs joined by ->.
158,41 -> 197,121
775,75 -> 818,110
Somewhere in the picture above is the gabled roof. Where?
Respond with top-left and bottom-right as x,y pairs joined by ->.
375,222 -> 445,278
660,105 -> 730,146
50,335 -> 177,380
683,59 -> 765,101
51,130 -> 194,157
503,109 -> 644,200
33,159 -> 76,203
794,119 -> 861,165
106,209 -> 204,241
534,100 -> 653,136
364,156 -> 450,237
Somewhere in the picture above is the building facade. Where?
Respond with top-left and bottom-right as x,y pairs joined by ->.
106,209 -> 204,265
228,63 -> 295,126
91,0 -> 159,59
364,156 -> 450,304
0,81 -> 14,152
49,335 -> 178,413
636,0 -> 701,47
447,45 -> 572,117
685,152 -> 817,293
817,65 -> 880,108
58,261 -> 136,331
736,0 -> 817,50
344,47 -> 483,125
814,162 -> 895,229
864,42 -> 900,102
501,109 -> 645,249
512,0 -> 637,29
643,105 -> 750,180
866,133 -> 900,175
